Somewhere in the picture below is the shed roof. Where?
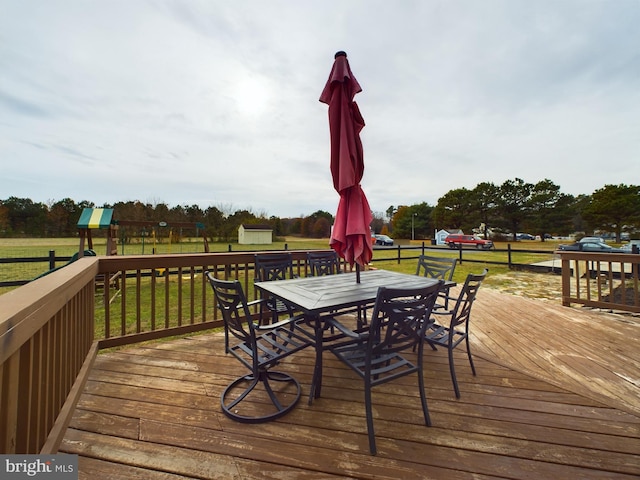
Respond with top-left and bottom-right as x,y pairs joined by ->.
241,224 -> 272,230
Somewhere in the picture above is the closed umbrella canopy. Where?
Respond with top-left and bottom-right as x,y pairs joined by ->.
320,51 -> 373,274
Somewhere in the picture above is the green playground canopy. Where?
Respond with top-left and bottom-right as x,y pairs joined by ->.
77,208 -> 114,229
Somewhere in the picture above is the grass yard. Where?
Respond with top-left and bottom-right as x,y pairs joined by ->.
0,236 -> 332,292
0,236 -> 563,296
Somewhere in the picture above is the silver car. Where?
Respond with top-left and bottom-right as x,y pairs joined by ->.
579,236 -> 605,243
558,241 -> 626,253
621,240 -> 640,253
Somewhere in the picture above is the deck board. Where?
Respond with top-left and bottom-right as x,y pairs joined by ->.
60,288 -> 640,479
471,289 -> 640,417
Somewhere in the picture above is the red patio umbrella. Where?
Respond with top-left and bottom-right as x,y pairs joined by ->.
320,51 -> 373,282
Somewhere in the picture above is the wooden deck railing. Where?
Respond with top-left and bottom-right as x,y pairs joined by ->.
94,251 -> 319,349
0,257 -> 98,455
0,250 -> 332,454
558,251 -> 640,313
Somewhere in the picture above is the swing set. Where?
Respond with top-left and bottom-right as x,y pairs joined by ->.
76,209 -> 209,257
115,220 -> 209,255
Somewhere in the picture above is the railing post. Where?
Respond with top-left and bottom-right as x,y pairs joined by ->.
49,250 -> 56,270
397,245 -> 401,264
561,255 -> 571,306
458,244 -> 463,264
421,242 -> 425,255
508,244 -> 512,269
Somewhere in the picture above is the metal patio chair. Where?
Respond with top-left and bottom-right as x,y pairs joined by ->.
321,281 -> 443,455
206,273 -> 311,423
254,252 -> 298,323
423,269 -> 488,399
416,254 -> 457,310
307,251 -> 342,276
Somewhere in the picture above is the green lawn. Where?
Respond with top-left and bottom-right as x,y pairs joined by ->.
0,236 -> 562,294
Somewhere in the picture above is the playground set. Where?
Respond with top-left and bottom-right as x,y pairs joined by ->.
72,208 -> 209,299
76,208 -> 209,257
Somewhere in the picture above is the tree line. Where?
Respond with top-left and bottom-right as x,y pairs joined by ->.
1,179 -> 638,242
0,197 -> 336,242
386,179 -> 640,242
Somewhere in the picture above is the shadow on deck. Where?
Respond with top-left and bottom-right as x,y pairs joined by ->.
60,289 -> 640,479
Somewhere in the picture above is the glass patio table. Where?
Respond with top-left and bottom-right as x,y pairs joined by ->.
254,269 -> 449,402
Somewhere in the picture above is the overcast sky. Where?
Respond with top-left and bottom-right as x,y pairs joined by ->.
1,1 -> 638,218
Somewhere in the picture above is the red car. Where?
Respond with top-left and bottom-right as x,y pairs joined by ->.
445,234 -> 494,250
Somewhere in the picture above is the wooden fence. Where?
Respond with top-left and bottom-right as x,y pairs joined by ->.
0,243 -> 557,288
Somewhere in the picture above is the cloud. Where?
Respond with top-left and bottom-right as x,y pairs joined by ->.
0,0 -> 638,217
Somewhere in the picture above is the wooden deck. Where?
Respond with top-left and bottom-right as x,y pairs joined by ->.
60,288 -> 640,479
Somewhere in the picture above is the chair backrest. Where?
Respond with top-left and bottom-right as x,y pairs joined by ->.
368,281 -> 443,356
449,269 -> 488,328
206,273 -> 254,345
416,255 -> 457,281
307,251 -> 341,276
254,253 -> 295,282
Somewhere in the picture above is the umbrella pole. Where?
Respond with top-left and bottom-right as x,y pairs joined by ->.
356,263 -> 361,283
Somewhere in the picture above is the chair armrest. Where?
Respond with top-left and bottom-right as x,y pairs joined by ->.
246,298 -> 267,308
254,314 -> 306,331
325,317 -> 368,340
437,289 -> 457,303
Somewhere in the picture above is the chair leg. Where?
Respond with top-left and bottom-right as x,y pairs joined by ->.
417,364 -> 432,427
364,381 -> 377,455
448,346 -> 461,399
465,335 -> 476,376
221,370 -> 302,423
357,306 -> 367,328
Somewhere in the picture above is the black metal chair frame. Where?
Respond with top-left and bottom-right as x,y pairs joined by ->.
307,251 -> 342,276
206,273 -> 311,423
416,254 -> 457,310
424,269 -> 488,399
254,252 -> 298,323
321,281 -> 443,455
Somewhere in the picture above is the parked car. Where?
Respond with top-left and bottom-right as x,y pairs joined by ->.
558,241 -> 626,253
621,240 -> 640,253
444,234 -> 494,250
579,236 -> 605,243
516,233 -> 535,240
374,234 -> 394,246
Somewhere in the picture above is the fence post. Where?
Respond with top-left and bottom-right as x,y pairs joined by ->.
458,245 -> 463,264
397,245 -> 401,264
421,242 -> 425,255
49,250 -> 56,270
508,244 -> 512,269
